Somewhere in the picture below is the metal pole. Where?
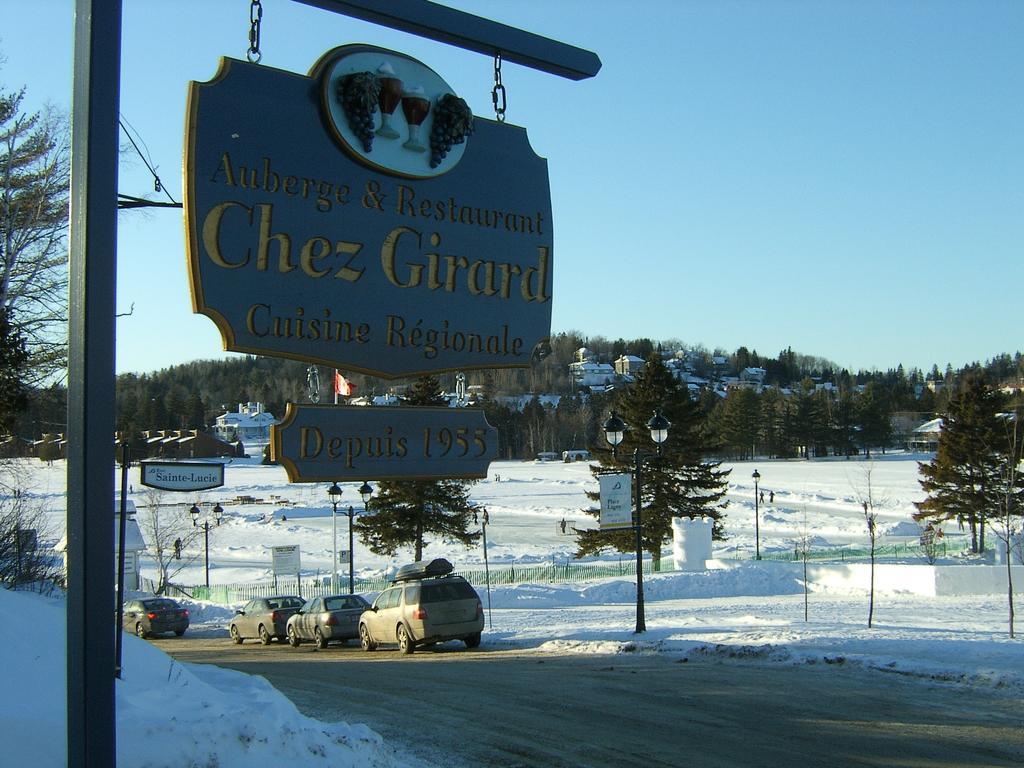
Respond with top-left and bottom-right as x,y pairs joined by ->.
634,448 -> 646,634
115,444 -> 129,679
332,499 -> 338,593
482,510 -> 492,629
754,474 -> 761,560
204,522 -> 210,589
68,1 -> 121,764
348,505 -> 355,594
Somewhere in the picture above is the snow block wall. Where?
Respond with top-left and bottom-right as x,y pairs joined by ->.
748,561 -> 1024,597
672,517 -> 713,571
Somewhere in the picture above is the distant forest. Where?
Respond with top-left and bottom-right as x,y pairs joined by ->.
14,333 -> 1024,461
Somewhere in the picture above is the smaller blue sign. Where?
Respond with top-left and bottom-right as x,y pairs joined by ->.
272,404 -> 497,481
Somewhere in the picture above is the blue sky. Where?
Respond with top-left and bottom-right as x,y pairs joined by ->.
2,0 -> 1021,375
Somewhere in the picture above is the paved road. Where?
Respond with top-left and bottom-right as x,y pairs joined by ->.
154,636 -> 1024,768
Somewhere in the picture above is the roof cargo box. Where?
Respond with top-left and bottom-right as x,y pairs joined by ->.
393,558 -> 454,582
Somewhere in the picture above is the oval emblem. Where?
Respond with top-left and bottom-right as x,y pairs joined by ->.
315,45 -> 473,179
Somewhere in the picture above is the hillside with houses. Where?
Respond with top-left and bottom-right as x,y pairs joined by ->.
4,336 -> 1021,466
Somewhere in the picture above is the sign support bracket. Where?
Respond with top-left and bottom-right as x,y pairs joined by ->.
294,0 -> 601,80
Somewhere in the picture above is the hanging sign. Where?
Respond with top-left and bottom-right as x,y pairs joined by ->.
599,473 -> 633,529
139,461 -> 225,492
185,45 -> 553,379
271,404 -> 497,481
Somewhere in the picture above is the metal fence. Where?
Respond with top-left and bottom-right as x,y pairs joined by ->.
153,539 -> 970,605
747,539 -> 965,563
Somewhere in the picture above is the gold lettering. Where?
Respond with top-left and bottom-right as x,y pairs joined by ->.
202,201 -> 252,268
381,226 -> 423,288
395,184 -> 416,216
300,237 -> 332,278
299,427 -> 323,459
520,246 -> 550,303
333,242 -> 364,282
211,152 -> 236,186
255,204 -> 296,273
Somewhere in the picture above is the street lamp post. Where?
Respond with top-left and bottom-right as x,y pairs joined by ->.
328,483 -> 342,593
603,409 -> 671,634
355,481 -> 374,594
752,469 -> 761,560
190,502 -> 222,589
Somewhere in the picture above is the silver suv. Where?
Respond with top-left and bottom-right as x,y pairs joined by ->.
358,558 -> 484,654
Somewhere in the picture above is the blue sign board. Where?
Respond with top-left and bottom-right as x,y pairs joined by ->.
185,45 -> 553,379
272,404 -> 498,481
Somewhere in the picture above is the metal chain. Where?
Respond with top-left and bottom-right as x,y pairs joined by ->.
455,372 -> 467,406
491,50 -> 507,122
307,365 -> 321,404
247,0 -> 263,63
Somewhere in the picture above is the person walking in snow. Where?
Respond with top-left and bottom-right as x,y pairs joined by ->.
769,490 -> 775,503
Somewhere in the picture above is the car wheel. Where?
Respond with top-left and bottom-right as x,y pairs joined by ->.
258,624 -> 272,645
174,629 -> 186,637
314,627 -> 328,650
397,624 -> 414,655
464,632 -> 482,649
134,622 -> 148,639
229,624 -> 242,644
287,626 -> 301,647
359,623 -> 377,651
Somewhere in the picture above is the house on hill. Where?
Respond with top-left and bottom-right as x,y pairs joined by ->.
213,402 -> 277,443
908,418 -> 943,452
614,355 -> 646,376
569,360 -> 616,390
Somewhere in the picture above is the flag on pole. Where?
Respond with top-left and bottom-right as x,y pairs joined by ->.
334,371 -> 354,397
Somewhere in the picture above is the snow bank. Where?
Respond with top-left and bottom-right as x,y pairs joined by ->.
0,587 -> 398,768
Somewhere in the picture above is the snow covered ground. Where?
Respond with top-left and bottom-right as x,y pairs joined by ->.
2,452 -> 1022,766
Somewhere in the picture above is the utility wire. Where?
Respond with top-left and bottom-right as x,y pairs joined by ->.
118,115 -> 178,205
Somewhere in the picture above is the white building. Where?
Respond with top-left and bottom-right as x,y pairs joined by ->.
569,360 -> 616,389
213,402 -> 277,443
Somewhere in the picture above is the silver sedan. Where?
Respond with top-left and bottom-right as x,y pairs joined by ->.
286,594 -> 370,649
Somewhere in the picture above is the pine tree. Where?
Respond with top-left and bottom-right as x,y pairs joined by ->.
576,354 -> 729,568
915,375 -> 1006,552
711,388 -> 759,459
0,85 -> 70,383
856,382 -> 893,457
356,375 -> 482,561
0,307 -> 29,434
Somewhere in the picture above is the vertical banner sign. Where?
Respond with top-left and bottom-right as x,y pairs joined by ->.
185,45 -> 554,379
599,473 -> 633,529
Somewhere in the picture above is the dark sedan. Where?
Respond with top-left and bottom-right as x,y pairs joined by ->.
286,594 -> 370,649
229,595 -> 304,644
123,598 -> 190,639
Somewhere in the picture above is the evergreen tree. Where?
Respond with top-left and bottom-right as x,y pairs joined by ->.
712,388 -> 759,459
915,375 -> 1008,553
758,389 -> 785,458
185,393 -> 206,430
833,389 -> 858,458
0,308 -> 29,434
856,382 -> 893,457
575,354 -> 730,568
0,84 -> 70,382
356,375 -> 481,560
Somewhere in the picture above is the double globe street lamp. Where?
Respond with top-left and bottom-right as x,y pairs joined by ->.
752,469 -> 761,560
328,481 -> 375,594
189,501 -> 223,589
602,409 -> 671,634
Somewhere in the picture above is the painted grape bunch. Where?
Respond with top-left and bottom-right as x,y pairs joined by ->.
337,72 -> 381,153
429,93 -> 474,168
